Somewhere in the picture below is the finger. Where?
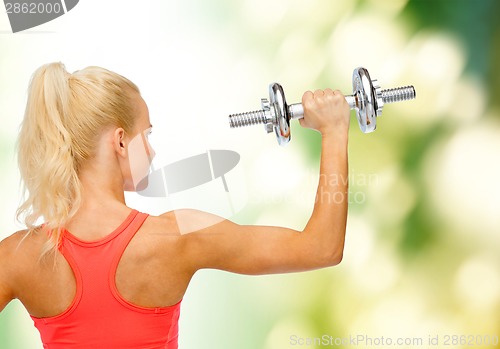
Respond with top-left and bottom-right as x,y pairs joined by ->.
324,88 -> 336,101
302,90 -> 314,105
313,89 -> 324,98
324,88 -> 334,96
302,90 -> 313,100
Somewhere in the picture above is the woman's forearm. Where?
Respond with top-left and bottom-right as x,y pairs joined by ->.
303,132 -> 349,265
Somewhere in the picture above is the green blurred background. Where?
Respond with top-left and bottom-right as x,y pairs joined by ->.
1,0 -> 499,348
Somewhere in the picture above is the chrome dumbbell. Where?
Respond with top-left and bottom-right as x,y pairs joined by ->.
228,67 -> 416,145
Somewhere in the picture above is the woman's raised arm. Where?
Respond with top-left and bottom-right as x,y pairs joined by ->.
175,88 -> 350,276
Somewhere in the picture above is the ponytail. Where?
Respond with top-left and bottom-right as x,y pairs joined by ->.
16,62 -> 139,258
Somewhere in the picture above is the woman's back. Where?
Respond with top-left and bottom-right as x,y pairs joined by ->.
5,209 -> 188,348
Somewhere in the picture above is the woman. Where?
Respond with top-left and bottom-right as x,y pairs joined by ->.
0,62 -> 350,348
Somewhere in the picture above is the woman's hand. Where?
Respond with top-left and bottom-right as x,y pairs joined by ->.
299,89 -> 350,138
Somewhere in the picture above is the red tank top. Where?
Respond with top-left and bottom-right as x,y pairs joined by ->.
31,210 -> 182,349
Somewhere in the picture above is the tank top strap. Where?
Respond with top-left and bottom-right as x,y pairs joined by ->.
108,210 -> 150,274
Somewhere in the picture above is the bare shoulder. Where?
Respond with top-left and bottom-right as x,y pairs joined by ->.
0,230 -> 28,259
142,209 -> 226,243
158,209 -> 228,235
129,210 -> 217,275
145,211 -> 180,236
0,229 -> 45,265
0,230 -> 30,309
145,209 -> 229,274
146,209 -> 229,264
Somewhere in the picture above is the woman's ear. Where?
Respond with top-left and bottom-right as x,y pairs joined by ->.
113,128 -> 127,158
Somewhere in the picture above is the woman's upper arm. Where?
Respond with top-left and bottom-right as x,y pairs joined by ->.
0,237 -> 14,312
174,209 -> 340,275
0,286 -> 11,312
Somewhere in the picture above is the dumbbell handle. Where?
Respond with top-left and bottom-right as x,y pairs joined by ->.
286,89 -> 415,120
287,95 -> 357,120
228,95 -> 356,129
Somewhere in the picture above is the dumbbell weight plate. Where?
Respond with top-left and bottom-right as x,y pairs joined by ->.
269,83 -> 291,145
352,67 -> 377,133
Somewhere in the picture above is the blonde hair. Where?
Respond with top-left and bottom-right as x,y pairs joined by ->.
16,62 -> 140,257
